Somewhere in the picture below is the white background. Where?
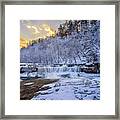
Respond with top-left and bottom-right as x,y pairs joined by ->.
5,5 -> 115,115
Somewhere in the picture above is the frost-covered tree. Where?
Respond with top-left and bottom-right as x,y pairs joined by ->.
20,20 -> 100,65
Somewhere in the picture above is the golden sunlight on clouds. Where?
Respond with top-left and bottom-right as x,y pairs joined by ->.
20,23 -> 56,48
26,25 -> 40,34
42,24 -> 55,36
25,22 -> 55,38
20,37 -> 29,48
20,20 -> 60,48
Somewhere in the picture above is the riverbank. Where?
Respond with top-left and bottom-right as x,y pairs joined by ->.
20,78 -> 59,100
32,73 -> 100,100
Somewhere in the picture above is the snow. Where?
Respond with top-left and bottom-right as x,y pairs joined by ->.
45,73 -> 60,79
32,73 -> 100,100
24,82 -> 34,85
20,20 -> 100,100
20,72 -> 38,79
28,72 -> 37,77
20,72 -> 28,78
20,20 -> 100,64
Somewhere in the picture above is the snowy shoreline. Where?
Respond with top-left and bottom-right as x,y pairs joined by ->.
32,73 -> 100,100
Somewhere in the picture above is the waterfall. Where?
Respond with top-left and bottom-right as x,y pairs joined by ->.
38,65 -> 80,73
20,63 -> 81,80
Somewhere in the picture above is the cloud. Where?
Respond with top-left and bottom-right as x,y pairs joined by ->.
22,21 -> 55,39
42,24 -> 55,36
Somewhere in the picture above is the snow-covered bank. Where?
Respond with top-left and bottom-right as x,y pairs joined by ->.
32,73 -> 100,100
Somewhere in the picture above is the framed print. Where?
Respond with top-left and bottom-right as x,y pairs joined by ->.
0,0 -> 119,119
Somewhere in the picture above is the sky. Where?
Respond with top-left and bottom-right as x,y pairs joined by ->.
20,20 -> 65,40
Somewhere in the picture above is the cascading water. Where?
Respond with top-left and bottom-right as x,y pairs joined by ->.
38,65 -> 80,73
20,63 -> 81,80
37,65 -> 80,79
